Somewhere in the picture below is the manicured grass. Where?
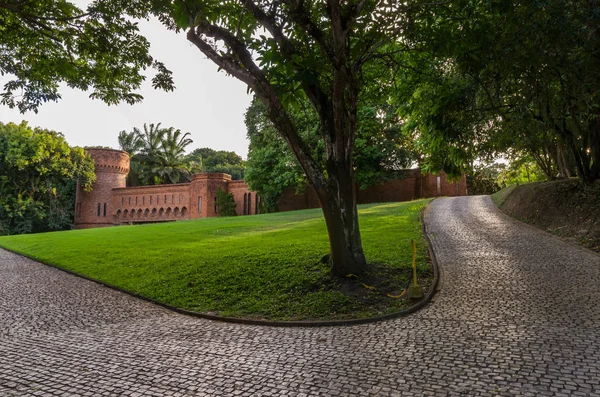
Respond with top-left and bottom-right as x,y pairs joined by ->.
491,185 -> 517,207
0,200 -> 433,321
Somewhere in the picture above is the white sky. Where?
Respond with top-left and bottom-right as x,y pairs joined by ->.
0,7 -> 253,157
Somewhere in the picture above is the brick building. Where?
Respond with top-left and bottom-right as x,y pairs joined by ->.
74,148 -> 467,229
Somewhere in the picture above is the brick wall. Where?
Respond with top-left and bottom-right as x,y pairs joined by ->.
74,148 -> 129,228
277,170 -> 468,212
76,149 -> 466,229
112,183 -> 191,224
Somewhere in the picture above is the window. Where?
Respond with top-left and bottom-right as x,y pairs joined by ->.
143,196 -> 145,205
172,194 -> 174,204
97,203 -> 101,217
121,197 -> 124,205
157,195 -> 160,204
136,196 -> 138,205
247,193 -> 252,215
214,196 -> 218,213
243,193 -> 247,215
103,203 -> 107,217
197,196 -> 202,213
128,197 -> 131,205
179,193 -> 182,204
164,195 -> 167,203
150,196 -> 153,204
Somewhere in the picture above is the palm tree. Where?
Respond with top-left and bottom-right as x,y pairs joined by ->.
117,123 -> 194,186
117,130 -> 143,155
118,130 -> 144,186
135,123 -> 166,185
155,127 -> 194,184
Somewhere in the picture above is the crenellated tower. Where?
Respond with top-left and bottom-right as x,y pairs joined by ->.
74,148 -> 130,229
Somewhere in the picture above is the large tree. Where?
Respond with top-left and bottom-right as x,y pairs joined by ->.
1,0 -> 422,275
244,96 -> 415,212
166,0 -> 415,275
118,123 -> 193,185
401,0 -> 600,183
0,122 -> 95,235
185,148 -> 246,180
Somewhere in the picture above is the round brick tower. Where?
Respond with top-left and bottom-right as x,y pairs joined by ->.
74,148 -> 130,229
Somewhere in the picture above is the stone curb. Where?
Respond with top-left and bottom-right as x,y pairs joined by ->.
0,202 -> 440,327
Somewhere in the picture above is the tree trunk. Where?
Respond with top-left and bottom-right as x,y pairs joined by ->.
315,165 -> 366,277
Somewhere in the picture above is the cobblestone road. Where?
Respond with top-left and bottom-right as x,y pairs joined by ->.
2,196 -> 600,396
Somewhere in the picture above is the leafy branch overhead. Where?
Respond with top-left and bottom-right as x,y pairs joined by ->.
0,0 -> 175,113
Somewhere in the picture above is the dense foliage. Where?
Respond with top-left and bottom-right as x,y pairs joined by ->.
244,97 -> 414,212
0,1 -> 174,113
401,0 -> 600,184
215,187 -> 237,217
118,123 -> 193,185
0,122 -> 95,235
185,148 -> 246,180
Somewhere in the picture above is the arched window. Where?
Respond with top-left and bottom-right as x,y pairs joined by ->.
172,194 -> 174,204
181,207 -> 188,217
247,193 -> 252,215
179,194 -> 182,204
243,193 -> 247,215
150,196 -> 153,205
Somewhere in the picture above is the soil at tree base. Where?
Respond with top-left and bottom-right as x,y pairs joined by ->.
498,179 -> 600,253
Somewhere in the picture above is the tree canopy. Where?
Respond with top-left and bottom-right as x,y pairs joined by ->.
0,122 -> 95,235
244,96 -> 415,212
0,0 -> 174,112
185,147 -> 246,180
118,123 -> 193,185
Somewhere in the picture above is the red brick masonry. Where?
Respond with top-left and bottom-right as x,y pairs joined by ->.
74,149 -> 467,228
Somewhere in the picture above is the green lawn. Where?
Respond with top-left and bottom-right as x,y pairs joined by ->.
491,185 -> 517,207
0,200 -> 433,321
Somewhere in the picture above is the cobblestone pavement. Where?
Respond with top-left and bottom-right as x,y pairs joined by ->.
2,196 -> 600,397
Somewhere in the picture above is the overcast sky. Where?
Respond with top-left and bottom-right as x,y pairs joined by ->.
0,6 -> 253,157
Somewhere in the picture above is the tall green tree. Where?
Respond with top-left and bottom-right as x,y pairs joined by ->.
119,123 -> 194,185
403,0 -> 600,183
0,122 -> 95,235
163,0 -> 421,275
185,148 -> 246,180
244,96 -> 414,212
155,127 -> 193,184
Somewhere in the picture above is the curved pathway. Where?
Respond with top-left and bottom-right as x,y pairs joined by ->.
2,196 -> 600,396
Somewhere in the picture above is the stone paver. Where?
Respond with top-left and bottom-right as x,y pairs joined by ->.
2,196 -> 600,396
